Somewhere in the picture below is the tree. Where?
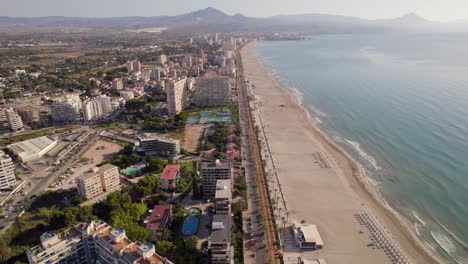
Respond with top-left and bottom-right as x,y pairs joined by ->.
111,212 -> 149,242
147,157 -> 166,173
125,98 -> 146,113
155,240 -> 176,256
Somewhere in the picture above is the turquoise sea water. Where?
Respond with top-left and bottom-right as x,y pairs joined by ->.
254,33 -> 468,264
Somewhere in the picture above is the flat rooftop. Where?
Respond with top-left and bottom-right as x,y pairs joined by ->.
8,136 -> 56,157
215,179 -> 231,199
200,159 -> 231,170
211,214 -> 231,244
299,224 -> 324,246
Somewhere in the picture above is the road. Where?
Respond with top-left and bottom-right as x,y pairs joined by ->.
236,48 -> 279,264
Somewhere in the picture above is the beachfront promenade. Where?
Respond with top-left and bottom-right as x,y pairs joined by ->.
240,42 -> 442,264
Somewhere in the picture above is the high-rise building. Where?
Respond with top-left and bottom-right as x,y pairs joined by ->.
200,160 -> 232,198
112,78 -> 124,90
120,91 -> 134,101
126,61 -> 134,73
16,105 -> 40,125
5,107 -> 24,131
76,164 -> 120,200
166,77 -> 187,115
96,95 -> 113,116
210,215 -> 232,264
82,99 -> 104,122
214,179 -> 232,215
159,54 -> 167,65
193,77 -> 230,107
0,150 -> 16,190
51,93 -> 82,123
150,67 -> 161,81
138,134 -> 180,158
27,220 -> 173,264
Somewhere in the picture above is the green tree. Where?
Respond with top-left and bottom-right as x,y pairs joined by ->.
147,157 -> 166,173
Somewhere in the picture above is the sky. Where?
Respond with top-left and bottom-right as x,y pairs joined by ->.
1,0 -> 468,22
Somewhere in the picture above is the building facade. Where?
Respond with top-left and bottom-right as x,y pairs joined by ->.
51,93 -> 82,123
16,105 -> 40,125
193,76 -> 230,107
160,164 -> 180,190
166,77 -> 187,115
138,134 -> 180,158
146,204 -> 172,241
112,78 -> 124,90
214,179 -> 232,215
210,215 -> 232,264
0,107 -> 24,131
200,160 -> 232,198
82,98 -> 104,122
27,220 -> 173,264
0,150 -> 16,190
76,164 -> 120,200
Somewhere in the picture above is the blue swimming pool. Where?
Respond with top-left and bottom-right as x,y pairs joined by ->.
182,216 -> 199,236
122,167 -> 141,176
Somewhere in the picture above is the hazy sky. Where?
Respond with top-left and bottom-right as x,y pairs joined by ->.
1,0 -> 468,21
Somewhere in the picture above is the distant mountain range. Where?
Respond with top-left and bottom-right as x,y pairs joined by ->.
1,7 -> 467,34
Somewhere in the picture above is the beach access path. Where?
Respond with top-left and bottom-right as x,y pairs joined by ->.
241,42 -> 442,264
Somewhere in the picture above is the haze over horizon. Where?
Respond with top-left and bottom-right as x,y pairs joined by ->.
2,0 -> 468,22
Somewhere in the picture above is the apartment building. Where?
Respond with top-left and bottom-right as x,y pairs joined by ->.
120,90 -> 134,101
160,164 -> 180,190
200,159 -> 232,198
82,98 -> 104,122
166,77 -> 187,115
214,179 -> 232,215
0,107 -> 24,131
138,134 -> 180,158
51,93 -> 82,123
0,150 -> 16,190
112,78 -> 124,90
211,215 -> 232,264
16,105 -> 40,125
96,95 -> 113,116
27,220 -> 173,264
193,76 -> 230,107
76,164 -> 120,200
150,67 -> 161,81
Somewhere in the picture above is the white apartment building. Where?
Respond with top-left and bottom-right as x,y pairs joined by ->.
96,95 -> 113,116
51,93 -> 82,122
120,90 -> 134,101
27,220 -> 173,264
166,77 -> 187,115
138,134 -> 181,158
112,78 -> 124,90
76,164 -> 120,200
82,99 -> 104,122
0,150 -> 16,190
0,107 -> 24,131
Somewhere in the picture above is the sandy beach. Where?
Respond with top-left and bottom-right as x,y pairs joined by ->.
241,42 -> 443,264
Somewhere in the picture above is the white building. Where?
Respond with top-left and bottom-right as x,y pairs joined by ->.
120,90 -> 134,101
138,134 -> 180,158
82,99 -> 104,122
7,136 -> 58,163
0,150 -> 16,190
51,93 -> 82,122
96,95 -> 113,116
292,222 -> 324,249
0,107 -> 24,131
27,220 -> 173,264
166,77 -> 187,115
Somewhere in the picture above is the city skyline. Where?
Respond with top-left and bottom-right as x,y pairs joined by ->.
2,0 -> 468,22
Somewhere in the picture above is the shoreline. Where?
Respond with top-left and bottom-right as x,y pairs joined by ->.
241,41 -> 444,264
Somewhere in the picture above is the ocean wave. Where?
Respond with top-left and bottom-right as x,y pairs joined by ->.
315,117 -> 322,124
431,231 -> 456,254
412,210 -> 427,227
345,139 -> 382,170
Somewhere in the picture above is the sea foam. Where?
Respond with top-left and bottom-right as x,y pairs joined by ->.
345,139 -> 382,170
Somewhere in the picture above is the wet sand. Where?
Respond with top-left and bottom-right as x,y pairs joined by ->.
241,42 -> 443,264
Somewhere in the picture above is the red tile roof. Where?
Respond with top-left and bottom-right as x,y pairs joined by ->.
161,164 -> 180,180
146,204 -> 172,231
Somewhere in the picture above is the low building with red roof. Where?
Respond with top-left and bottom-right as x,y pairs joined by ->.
160,164 -> 180,190
145,204 -> 172,241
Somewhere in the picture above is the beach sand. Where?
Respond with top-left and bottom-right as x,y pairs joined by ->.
241,42 -> 443,264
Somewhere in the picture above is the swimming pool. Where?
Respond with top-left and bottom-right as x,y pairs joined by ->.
182,216 -> 199,236
122,167 -> 141,176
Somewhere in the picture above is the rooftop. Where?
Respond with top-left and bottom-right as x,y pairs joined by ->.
296,223 -> 324,246
7,136 -> 57,157
200,159 -> 231,170
99,163 -> 118,172
138,134 -> 179,144
215,179 -> 231,200
211,214 -> 231,244
161,164 -> 180,180
146,204 -> 172,231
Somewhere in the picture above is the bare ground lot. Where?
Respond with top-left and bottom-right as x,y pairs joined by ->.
180,124 -> 209,153
48,140 -> 122,191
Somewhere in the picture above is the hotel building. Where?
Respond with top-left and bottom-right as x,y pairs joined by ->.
210,215 -> 232,264
166,77 -> 187,115
138,134 -> 180,158
51,93 -> 82,123
193,76 -> 230,107
200,160 -> 232,198
76,164 -> 120,200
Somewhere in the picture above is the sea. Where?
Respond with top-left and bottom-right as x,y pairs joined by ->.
254,33 -> 468,264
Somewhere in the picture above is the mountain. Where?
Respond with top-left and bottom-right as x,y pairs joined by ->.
0,7 -> 466,34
